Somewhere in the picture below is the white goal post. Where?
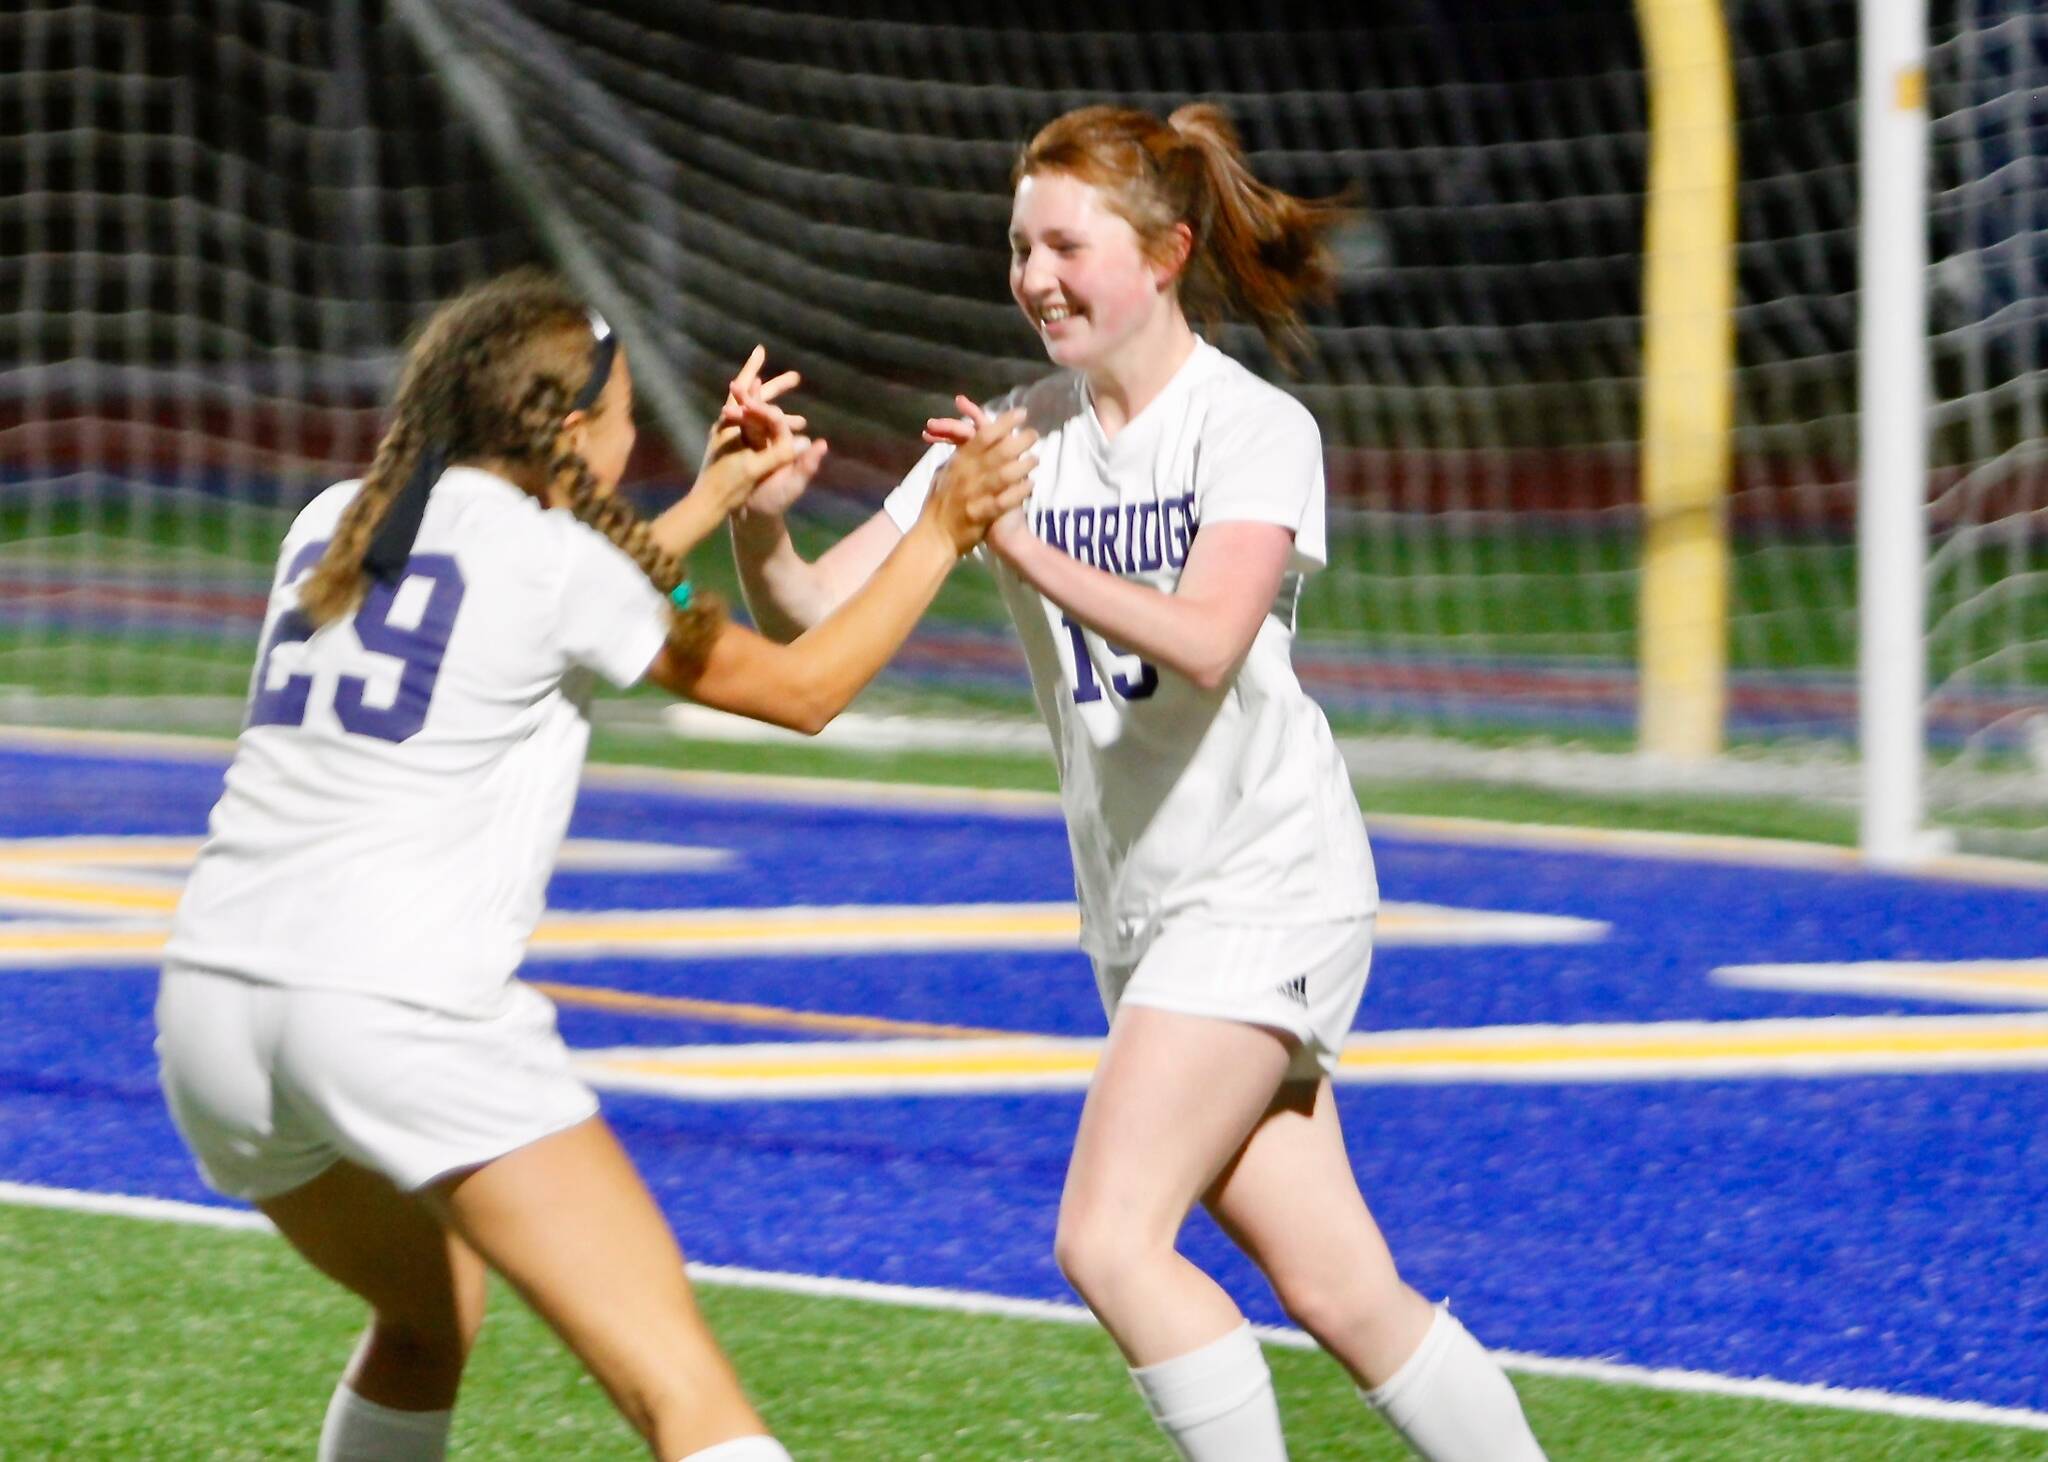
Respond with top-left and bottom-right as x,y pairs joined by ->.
1858,0 -> 1934,865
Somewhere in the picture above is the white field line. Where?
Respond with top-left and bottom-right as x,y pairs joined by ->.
0,724 -> 239,764
1716,960 -> 2048,1008
1362,810 -> 2048,890
0,1179 -> 274,1231
1,1179 -> 2043,1435
4,724 -> 2043,889
1379,902 -> 1608,945
550,841 -> 736,872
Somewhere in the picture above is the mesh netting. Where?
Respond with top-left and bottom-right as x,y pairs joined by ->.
1,1 -> 2041,850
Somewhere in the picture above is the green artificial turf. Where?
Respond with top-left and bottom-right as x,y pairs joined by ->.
2,1204 -> 2040,1460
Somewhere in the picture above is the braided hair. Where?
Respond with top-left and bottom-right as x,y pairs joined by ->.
299,268 -> 723,666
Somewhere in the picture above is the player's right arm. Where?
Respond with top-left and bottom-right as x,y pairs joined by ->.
656,409 -> 1034,732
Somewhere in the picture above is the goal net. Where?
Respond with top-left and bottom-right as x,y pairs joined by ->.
0,0 -> 541,722
2,1 -> 2040,856
1924,1 -> 2047,857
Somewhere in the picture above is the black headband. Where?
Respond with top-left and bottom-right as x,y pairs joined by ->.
569,309 -> 617,414
362,310 -> 615,585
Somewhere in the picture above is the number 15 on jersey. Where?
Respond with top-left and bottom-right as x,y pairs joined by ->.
1061,614 -> 1157,704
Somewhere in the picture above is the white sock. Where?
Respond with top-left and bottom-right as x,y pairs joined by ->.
317,1383 -> 451,1462
1129,1322 -> 1287,1462
677,1439 -> 795,1461
1364,1305 -> 1545,1461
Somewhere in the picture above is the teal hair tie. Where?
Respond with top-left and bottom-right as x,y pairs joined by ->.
669,580 -> 695,611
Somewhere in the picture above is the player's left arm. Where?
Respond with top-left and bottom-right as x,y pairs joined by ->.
989,515 -> 1294,692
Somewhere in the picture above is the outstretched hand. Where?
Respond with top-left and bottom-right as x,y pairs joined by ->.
659,346 -> 821,555
923,405 -> 1036,556
709,345 -> 828,519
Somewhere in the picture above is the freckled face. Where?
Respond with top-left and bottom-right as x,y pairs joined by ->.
1009,171 -> 1169,374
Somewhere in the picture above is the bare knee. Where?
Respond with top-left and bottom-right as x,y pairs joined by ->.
1277,1269 -> 1425,1359
372,1266 -> 484,1354
1053,1202 -> 1117,1302
369,1283 -> 484,1373
1270,1265 -> 1415,1349
1054,1201 -> 1165,1312
346,1304 -> 477,1412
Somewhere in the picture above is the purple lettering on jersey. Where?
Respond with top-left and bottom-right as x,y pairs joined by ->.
1039,508 -> 1069,554
1098,503 -> 1122,573
1071,507 -> 1095,566
1124,505 -> 1142,571
1165,491 -> 1195,567
245,539 -> 331,730
332,554 -> 467,743
282,540 -> 328,585
1110,650 -> 1159,700
1136,502 -> 1163,571
1060,615 -> 1102,703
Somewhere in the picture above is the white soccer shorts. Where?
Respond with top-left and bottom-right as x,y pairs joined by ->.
1092,915 -> 1375,1081
155,965 -> 599,1201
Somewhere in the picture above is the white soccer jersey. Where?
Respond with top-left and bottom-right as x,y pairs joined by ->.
885,339 -> 1377,961
167,466 -> 673,1017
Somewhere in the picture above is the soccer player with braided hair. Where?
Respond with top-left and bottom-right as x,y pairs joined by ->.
156,268 -> 1035,1462
725,106 -> 1545,1460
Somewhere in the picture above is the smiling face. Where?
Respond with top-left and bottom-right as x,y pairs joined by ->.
1008,170 -> 1178,377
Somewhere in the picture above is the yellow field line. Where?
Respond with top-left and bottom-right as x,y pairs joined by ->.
597,1044 -> 1095,1082
530,981 -> 1019,1042
0,928 -> 169,955
0,909 -> 1079,960
0,839 -> 198,867
586,1016 -> 2048,1086
1945,972 -> 2048,995
530,908 -> 1080,946
0,877 -> 180,915
1337,1023 -> 2048,1068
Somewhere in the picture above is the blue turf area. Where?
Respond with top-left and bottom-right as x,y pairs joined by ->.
2,739 -> 2046,1413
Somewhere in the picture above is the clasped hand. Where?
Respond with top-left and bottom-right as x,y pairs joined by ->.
713,358 -> 1035,558
924,396 -> 1034,558
923,405 -> 1037,556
